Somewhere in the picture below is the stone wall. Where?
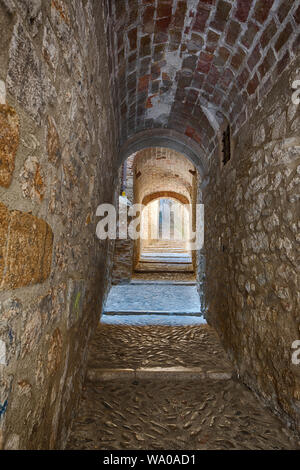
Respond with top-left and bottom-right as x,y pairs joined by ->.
0,0 -> 118,449
111,155 -> 135,285
204,55 -> 300,432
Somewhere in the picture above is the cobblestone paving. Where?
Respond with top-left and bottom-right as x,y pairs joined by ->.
89,325 -> 230,371
104,284 -> 201,314
67,324 -> 300,450
67,379 -> 299,450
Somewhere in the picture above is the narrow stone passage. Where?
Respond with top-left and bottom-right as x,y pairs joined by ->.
66,324 -> 300,450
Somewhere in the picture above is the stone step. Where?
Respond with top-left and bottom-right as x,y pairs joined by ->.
87,367 -> 233,383
135,263 -> 194,272
104,310 -> 202,316
129,280 -> 197,285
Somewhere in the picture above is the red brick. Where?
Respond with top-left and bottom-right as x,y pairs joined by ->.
276,50 -> 290,76
207,29 -> 220,44
260,20 -> 277,49
207,65 -> 220,86
185,126 -> 202,144
225,20 -> 241,46
200,51 -> 214,63
235,0 -> 253,22
170,30 -> 182,49
231,47 -> 246,70
254,0 -> 274,24
193,6 -> 210,32
247,73 -> 259,95
192,72 -> 204,89
151,62 -> 161,79
275,23 -> 293,52
174,1 -> 187,28
211,0 -> 232,31
241,21 -> 259,49
138,74 -> 151,92
157,2 -> 172,18
219,68 -> 234,88
277,0 -> 294,23
129,5 -> 138,23
115,1 -> 126,20
204,44 -> 216,54
128,28 -> 137,50
247,44 -> 261,71
146,95 -> 157,108
177,73 -> 192,89
211,89 -> 223,106
139,57 -> 151,74
153,45 -> 165,62
258,48 -> 275,78
182,54 -> 198,72
237,67 -> 250,88
142,6 -> 155,33
140,35 -> 151,57
155,16 -> 172,33
215,46 -> 230,66
197,60 -> 211,74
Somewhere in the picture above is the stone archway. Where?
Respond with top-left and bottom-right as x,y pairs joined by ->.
119,129 -> 209,181
142,191 -> 190,206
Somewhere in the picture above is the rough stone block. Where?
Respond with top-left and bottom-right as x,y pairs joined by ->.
0,204 -> 53,290
47,115 -> 61,167
47,328 -> 62,375
66,279 -> 86,329
7,21 -> 55,122
20,156 -> 45,202
0,203 -> 9,280
0,104 -> 19,188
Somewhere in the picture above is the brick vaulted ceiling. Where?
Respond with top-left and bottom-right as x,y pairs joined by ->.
104,0 -> 300,159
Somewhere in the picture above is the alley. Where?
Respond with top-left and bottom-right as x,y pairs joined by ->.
0,0 -> 299,451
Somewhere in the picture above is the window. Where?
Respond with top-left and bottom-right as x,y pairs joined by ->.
222,124 -> 231,166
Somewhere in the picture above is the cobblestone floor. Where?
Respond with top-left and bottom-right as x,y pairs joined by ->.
67,324 -> 300,450
89,324 -> 229,371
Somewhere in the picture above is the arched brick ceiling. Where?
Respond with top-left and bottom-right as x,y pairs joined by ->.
104,0 -> 299,159
134,147 -> 196,203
